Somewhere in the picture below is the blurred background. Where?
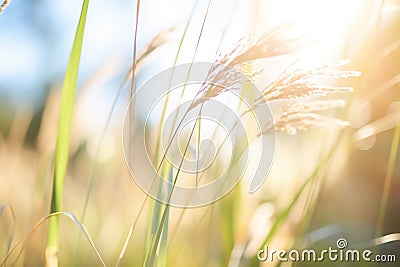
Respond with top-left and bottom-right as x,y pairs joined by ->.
1,0 -> 400,266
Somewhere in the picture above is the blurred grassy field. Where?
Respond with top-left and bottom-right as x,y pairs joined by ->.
1,0 -> 400,266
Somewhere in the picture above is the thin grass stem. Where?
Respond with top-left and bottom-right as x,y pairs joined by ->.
376,125 -> 400,236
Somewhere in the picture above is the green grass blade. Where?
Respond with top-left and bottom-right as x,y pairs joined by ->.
146,163 -> 170,256
152,0 -> 200,165
242,144 -> 338,266
117,2 -> 200,263
144,114 -> 198,267
46,0 -> 90,264
157,167 -> 173,267
143,1 -> 208,266
261,152 -> 332,246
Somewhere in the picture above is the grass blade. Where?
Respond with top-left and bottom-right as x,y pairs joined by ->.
144,1 -> 210,266
261,153 -> 332,246
157,167 -> 173,267
116,2 -> 200,264
243,144 -> 338,266
46,0 -> 90,265
1,212 -> 105,267
144,117 -> 197,267
376,125 -> 400,236
0,204 -> 15,258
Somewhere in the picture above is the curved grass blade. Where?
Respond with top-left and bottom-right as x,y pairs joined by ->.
1,212 -> 105,267
355,233 -> 400,249
46,0 -> 90,265
0,204 -> 15,259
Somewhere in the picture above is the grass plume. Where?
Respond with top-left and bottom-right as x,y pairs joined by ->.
256,60 -> 360,103
263,100 -> 349,135
192,27 -> 302,108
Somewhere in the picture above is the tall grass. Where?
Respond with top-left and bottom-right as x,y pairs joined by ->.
1,1 -> 400,266
144,2 -> 212,266
46,0 -> 89,265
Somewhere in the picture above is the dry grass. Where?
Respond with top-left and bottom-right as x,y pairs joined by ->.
0,0 -> 10,14
263,100 -> 349,135
1,1 -> 400,267
256,60 -> 360,103
190,27 -> 302,108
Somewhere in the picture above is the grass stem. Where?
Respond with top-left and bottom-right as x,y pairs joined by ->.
376,126 -> 400,236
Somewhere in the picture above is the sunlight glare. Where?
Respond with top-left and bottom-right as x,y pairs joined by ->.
263,0 -> 364,64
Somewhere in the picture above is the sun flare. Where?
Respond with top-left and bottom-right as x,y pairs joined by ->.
261,0 -> 365,63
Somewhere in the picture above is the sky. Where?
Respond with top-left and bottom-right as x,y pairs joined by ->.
0,0 -> 375,136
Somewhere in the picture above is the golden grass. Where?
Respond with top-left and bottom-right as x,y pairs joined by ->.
0,0 -> 10,14
1,1 -> 400,267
